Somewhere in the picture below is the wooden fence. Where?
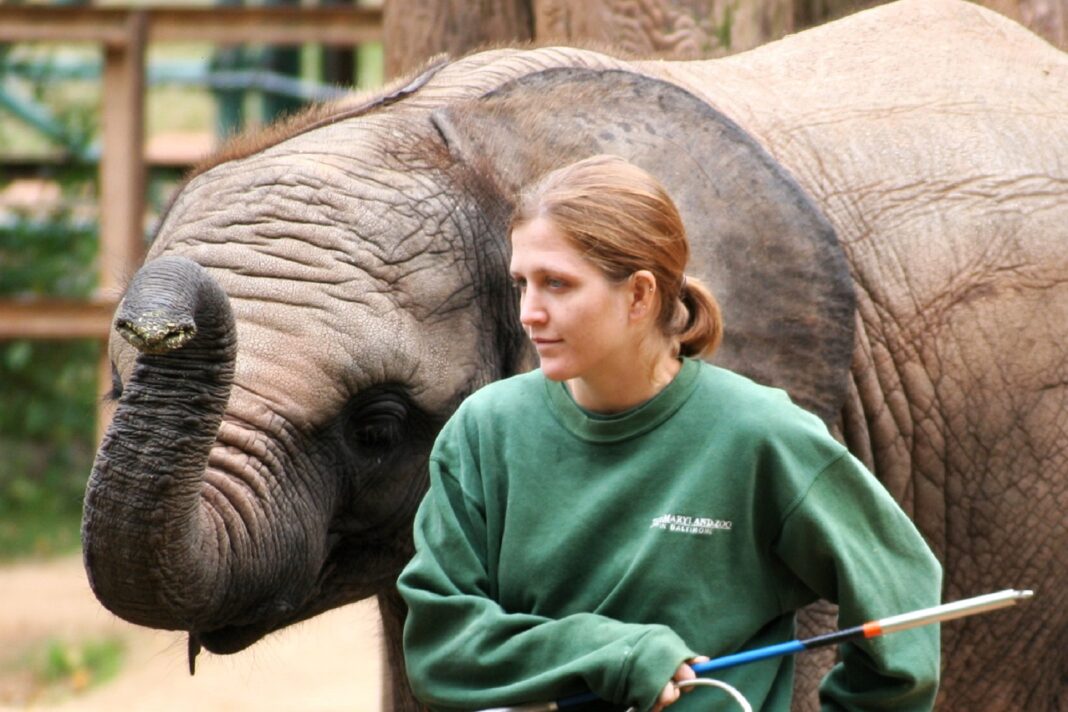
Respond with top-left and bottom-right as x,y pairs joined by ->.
0,5 -> 382,436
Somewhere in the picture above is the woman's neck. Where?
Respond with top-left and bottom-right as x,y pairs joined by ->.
567,348 -> 682,414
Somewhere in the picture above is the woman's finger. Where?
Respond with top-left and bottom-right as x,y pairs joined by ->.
673,662 -> 697,693
652,681 -> 680,712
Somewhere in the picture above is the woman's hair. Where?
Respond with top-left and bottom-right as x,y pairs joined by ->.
510,154 -> 723,358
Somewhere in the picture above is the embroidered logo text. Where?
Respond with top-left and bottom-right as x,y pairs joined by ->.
650,513 -> 733,536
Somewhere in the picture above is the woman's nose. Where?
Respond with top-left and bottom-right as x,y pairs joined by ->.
519,290 -> 547,326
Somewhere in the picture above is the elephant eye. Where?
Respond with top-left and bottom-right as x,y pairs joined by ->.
346,391 -> 409,456
354,416 -> 402,450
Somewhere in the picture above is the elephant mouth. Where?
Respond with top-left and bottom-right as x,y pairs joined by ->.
190,568 -> 337,659
195,622 -> 274,656
188,542 -> 401,664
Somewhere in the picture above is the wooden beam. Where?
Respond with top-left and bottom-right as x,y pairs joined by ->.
99,11 -> 147,294
150,6 -> 383,45
0,7 -> 128,44
0,299 -> 117,340
0,6 -> 383,46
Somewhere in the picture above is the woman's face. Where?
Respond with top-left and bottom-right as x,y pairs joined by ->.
510,217 -> 643,383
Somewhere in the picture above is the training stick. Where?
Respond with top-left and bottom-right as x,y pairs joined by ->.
479,589 -> 1034,712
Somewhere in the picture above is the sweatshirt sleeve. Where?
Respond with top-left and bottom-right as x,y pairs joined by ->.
774,452 -> 942,712
398,425 -> 694,712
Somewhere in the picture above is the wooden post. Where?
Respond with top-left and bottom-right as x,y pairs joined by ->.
99,9 -> 146,293
96,9 -> 147,441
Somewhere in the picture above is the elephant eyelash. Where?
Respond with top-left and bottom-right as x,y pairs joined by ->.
102,362 -> 123,403
342,386 -> 417,459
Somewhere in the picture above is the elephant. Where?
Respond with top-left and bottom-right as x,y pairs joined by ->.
82,0 -> 1068,709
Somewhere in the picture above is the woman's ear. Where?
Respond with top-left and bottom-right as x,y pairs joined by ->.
628,270 -> 658,320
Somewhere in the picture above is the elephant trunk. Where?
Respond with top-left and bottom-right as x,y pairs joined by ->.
83,255 -> 238,632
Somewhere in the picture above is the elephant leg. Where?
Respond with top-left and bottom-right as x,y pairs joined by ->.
792,600 -> 838,710
378,586 -> 426,712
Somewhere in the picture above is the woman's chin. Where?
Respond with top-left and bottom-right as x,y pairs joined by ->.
538,359 -> 576,383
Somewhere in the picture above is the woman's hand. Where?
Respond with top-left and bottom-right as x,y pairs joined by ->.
651,656 -> 709,712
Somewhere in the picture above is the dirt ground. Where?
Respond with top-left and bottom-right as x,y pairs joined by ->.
0,555 -> 384,712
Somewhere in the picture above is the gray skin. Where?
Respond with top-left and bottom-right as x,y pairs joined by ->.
83,1 -> 1068,710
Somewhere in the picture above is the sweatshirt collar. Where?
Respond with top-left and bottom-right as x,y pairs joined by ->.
542,357 -> 701,443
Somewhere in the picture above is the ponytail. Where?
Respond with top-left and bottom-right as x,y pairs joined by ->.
673,275 -> 723,358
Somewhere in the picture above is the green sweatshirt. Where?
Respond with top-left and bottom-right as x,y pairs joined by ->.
399,358 -> 941,712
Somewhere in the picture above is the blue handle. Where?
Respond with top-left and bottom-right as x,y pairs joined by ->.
693,640 -> 806,674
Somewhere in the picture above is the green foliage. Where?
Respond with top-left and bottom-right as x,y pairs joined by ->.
0,337 -> 99,561
41,637 -> 124,686
0,636 -> 126,705
0,43 -> 101,159
0,55 -> 101,561
0,211 -> 101,560
0,207 -> 97,299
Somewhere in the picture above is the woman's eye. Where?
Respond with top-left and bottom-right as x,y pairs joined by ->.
546,278 -> 567,290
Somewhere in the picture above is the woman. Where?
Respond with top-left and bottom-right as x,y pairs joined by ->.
398,155 -> 941,712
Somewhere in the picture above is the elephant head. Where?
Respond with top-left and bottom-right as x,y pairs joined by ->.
83,61 -> 530,672
83,50 -> 853,706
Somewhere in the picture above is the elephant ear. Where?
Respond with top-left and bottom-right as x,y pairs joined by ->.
432,67 -> 855,424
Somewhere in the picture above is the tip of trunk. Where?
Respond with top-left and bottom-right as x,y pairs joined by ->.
117,314 -> 196,353
114,254 -> 217,354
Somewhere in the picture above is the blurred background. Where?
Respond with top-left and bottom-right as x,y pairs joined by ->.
0,0 -> 1063,709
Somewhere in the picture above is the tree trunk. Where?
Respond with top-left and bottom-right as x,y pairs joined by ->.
534,0 -> 794,58
793,0 -> 878,28
382,0 -> 1065,81
383,0 -> 534,79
